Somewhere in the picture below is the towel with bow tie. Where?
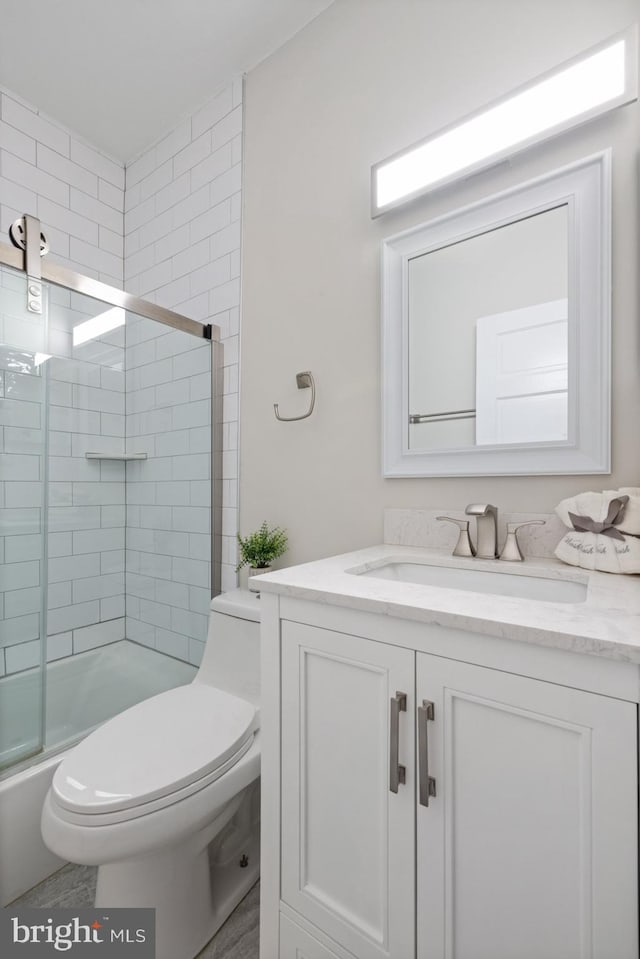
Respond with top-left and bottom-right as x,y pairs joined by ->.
554,488 -> 640,573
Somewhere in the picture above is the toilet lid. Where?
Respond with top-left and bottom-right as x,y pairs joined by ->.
52,684 -> 257,815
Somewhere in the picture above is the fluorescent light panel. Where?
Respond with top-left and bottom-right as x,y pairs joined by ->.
372,27 -> 637,215
73,307 -> 125,346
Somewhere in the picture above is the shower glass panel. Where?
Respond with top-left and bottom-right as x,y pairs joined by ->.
43,287 -> 211,750
0,255 -> 212,773
0,263 -> 48,769
44,284 -> 128,750
123,311 -> 213,666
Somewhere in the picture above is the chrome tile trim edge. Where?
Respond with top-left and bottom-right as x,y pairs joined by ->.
0,238 -> 220,341
210,338 -> 224,598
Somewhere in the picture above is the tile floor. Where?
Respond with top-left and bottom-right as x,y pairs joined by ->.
11,863 -> 259,959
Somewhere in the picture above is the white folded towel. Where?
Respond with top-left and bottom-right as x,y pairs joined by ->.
554,489 -> 640,574
616,488 -> 640,534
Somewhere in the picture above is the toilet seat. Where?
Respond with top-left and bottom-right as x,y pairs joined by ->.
51,683 -> 257,823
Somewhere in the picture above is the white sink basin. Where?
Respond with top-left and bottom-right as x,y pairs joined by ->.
355,561 -> 587,604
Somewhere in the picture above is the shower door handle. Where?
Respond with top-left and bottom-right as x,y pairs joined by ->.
389,691 -> 407,793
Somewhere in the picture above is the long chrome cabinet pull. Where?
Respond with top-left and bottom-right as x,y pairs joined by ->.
418,700 -> 437,807
389,691 -> 407,793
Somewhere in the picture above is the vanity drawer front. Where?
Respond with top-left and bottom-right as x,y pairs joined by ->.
280,620 -> 415,959
416,653 -> 639,959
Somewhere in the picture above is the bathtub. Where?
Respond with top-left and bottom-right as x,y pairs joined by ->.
0,640 -> 196,905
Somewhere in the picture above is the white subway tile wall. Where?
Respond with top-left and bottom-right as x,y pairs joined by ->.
0,89 -> 125,283
0,80 -> 242,674
124,317 -> 212,666
0,89 -> 126,675
124,77 -> 242,666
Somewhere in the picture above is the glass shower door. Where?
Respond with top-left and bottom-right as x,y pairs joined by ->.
0,263 -> 48,769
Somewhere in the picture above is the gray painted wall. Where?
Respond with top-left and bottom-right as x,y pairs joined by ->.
240,0 -> 640,567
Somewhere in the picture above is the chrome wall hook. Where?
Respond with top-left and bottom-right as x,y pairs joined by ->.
274,371 -> 315,421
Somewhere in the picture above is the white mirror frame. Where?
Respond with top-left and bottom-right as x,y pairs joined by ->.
381,151 -> 611,477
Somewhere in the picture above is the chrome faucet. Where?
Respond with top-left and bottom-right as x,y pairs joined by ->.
464,504 -> 498,559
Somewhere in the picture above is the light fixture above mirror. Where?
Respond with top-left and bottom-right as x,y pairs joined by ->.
371,25 -> 636,216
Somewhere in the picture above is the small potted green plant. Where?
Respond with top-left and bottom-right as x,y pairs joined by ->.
236,521 -> 288,591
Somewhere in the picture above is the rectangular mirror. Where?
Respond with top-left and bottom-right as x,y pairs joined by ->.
382,152 -> 610,476
408,205 -> 569,448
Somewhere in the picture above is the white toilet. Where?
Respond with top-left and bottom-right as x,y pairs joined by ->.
41,589 -> 262,959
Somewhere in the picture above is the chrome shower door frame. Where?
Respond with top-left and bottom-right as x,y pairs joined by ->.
0,220 -> 223,599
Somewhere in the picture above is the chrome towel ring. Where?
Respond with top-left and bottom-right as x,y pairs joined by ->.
274,371 -> 315,421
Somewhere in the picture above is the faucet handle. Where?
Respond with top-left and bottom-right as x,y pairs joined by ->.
436,516 -> 476,558
499,520 -> 546,562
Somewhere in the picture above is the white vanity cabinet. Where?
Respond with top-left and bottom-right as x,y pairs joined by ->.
280,621 -> 415,959
415,654 -> 637,959
261,595 -> 639,959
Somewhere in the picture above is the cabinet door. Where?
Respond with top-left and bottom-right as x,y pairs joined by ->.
281,621 -> 415,959
280,913 -> 352,959
416,654 -> 638,959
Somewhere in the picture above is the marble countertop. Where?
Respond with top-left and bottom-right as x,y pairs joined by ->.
253,545 -> 640,664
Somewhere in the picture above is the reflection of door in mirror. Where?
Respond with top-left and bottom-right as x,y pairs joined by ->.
408,205 -> 568,450
476,298 -> 568,445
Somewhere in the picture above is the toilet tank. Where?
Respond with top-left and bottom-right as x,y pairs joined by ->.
194,588 -> 261,707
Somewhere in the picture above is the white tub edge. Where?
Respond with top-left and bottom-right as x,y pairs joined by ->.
0,750 -> 68,906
